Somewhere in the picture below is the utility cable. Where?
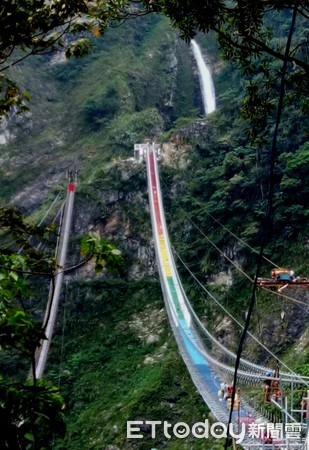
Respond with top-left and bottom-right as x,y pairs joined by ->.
18,192 -> 63,254
225,3 -> 300,447
161,176 -> 279,268
191,198 -> 280,268
161,178 -> 308,308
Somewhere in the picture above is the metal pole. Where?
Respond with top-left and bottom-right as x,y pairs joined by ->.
282,397 -> 286,440
307,391 -> 309,428
305,390 -> 309,448
232,437 -> 237,450
35,180 -> 76,379
301,395 -> 304,427
291,380 -> 294,421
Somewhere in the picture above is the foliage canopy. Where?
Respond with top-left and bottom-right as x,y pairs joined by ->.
0,0 -> 308,115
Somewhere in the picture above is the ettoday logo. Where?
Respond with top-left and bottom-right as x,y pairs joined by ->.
127,419 -> 246,443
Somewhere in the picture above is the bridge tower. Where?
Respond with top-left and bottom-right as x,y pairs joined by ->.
134,141 -> 161,162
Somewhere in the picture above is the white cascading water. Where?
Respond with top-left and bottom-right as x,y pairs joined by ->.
190,39 -> 216,115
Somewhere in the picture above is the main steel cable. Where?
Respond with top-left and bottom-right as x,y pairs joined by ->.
174,265 -> 303,377
191,198 -> 280,268
37,192 -> 63,227
162,180 -> 308,308
176,269 -> 309,379
36,201 -> 65,252
172,246 -> 309,387
161,176 -> 279,268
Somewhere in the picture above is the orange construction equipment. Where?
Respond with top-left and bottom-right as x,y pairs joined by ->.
257,268 -> 309,290
264,362 -> 282,403
271,268 -> 294,281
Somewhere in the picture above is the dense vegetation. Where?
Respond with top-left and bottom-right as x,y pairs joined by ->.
0,4 -> 308,450
49,279 -> 226,450
0,14 -> 198,204
1,1 -> 308,119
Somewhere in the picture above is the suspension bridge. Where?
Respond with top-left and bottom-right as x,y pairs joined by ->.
29,145 -> 309,449
141,140 -> 309,449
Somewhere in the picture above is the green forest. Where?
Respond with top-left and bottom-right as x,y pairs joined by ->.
0,1 -> 308,449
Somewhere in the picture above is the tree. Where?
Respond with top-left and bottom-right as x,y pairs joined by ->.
0,207 -> 66,448
0,0 -> 144,115
143,0 -> 308,73
0,207 -> 124,448
0,1 -> 308,116
0,0 -> 137,66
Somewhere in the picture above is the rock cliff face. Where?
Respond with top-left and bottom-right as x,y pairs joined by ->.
71,119 -> 214,281
0,16 -> 186,210
71,159 -> 157,280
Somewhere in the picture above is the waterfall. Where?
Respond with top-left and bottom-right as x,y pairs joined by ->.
190,39 -> 216,115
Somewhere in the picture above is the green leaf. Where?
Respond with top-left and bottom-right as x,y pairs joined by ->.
9,271 -> 18,282
111,249 -> 122,256
25,433 -> 34,442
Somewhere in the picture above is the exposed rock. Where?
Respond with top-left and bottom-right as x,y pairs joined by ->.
144,356 -> 156,365
294,328 -> 309,354
215,317 -> 234,339
143,343 -> 168,365
162,141 -> 189,169
75,257 -> 97,279
212,316 -> 239,357
209,271 -> 233,287
169,54 -> 178,71
0,118 -> 11,145
50,50 -> 67,65
146,334 -> 160,345
11,171 -> 64,212
178,120 -> 210,140
70,160 -> 157,280
161,119 -> 214,169
126,307 -> 166,342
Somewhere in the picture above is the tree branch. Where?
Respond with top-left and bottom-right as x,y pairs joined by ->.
0,21 -> 73,73
214,26 -> 308,73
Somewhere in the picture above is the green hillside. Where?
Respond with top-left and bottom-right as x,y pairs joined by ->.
0,15 -> 198,205
0,8 -> 308,450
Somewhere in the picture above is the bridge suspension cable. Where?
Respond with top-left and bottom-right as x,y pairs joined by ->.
172,245 -> 309,387
162,186 -> 308,309
144,141 -> 309,448
161,176 -> 280,268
